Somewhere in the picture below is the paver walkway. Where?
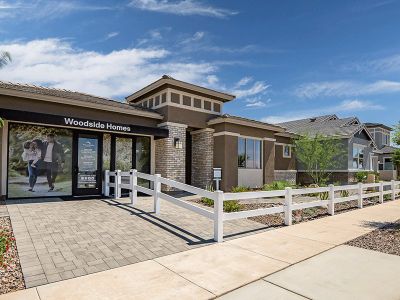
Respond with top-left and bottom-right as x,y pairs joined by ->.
2,199 -> 399,300
6,196 -> 266,288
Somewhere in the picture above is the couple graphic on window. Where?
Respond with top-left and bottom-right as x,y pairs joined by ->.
22,133 -> 65,192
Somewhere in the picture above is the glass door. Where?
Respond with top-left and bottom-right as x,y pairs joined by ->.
73,132 -> 102,196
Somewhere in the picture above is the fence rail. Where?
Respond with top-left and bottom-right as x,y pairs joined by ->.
104,169 -> 400,243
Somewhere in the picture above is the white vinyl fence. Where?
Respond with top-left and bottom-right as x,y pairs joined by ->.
105,170 -> 400,243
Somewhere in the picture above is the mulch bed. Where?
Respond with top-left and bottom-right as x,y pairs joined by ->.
346,220 -> 400,256
0,216 -> 25,295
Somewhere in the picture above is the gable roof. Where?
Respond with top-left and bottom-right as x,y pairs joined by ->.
365,122 -> 393,131
208,114 -> 286,132
277,115 -> 364,137
0,81 -> 163,119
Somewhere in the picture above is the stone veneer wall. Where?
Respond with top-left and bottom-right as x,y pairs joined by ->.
191,128 -> 214,189
155,123 -> 186,191
274,170 -> 297,184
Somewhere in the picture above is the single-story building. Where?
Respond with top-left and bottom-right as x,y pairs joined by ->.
0,75 -> 296,199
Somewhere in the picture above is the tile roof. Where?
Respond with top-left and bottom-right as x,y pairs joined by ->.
379,145 -> 398,154
277,115 -> 364,137
0,80 -> 158,115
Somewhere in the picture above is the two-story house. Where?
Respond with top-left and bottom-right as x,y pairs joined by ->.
365,123 -> 398,180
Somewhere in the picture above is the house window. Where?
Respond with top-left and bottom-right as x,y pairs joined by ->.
238,137 -> 262,169
384,157 -> 395,170
383,132 -> 390,145
283,145 -> 291,158
194,98 -> 202,108
149,98 -> 153,108
352,145 -> 365,169
204,100 -> 212,111
161,93 -> 167,103
155,95 -> 160,106
171,93 -> 180,104
182,95 -> 191,106
213,102 -> 221,113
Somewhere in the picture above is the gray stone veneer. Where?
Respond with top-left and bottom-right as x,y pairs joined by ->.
155,123 -> 186,190
191,128 -> 214,189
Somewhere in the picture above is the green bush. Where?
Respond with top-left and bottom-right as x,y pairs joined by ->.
231,186 -> 250,193
262,181 -> 294,191
340,190 -> 349,198
319,190 -> 329,200
200,184 -> 241,212
355,171 -> 369,183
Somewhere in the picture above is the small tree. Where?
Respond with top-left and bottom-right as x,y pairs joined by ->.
294,133 -> 346,185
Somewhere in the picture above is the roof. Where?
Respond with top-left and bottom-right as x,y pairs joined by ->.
126,75 -> 236,103
277,115 -> 368,138
379,145 -> 398,154
365,122 -> 393,131
0,80 -> 163,119
208,114 -> 286,133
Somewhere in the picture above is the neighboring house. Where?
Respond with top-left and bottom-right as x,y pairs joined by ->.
277,115 -> 377,184
365,123 -> 398,180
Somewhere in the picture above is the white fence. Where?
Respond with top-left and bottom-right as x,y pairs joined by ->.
105,170 -> 400,243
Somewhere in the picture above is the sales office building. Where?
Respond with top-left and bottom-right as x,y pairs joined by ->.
0,76 -> 296,200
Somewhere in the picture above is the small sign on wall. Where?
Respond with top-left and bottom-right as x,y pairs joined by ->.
213,168 -> 222,190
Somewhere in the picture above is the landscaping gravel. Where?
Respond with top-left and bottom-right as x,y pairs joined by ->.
346,220 -> 400,256
0,216 -> 25,295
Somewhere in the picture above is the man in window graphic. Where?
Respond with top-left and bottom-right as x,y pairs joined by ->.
41,133 -> 65,192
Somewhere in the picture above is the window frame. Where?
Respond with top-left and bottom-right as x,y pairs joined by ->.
282,144 -> 292,158
237,137 -> 262,170
352,144 -> 366,170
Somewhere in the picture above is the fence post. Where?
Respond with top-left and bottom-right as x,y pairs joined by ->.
130,169 -> 137,205
391,180 -> 396,201
115,170 -> 122,199
214,191 -> 224,242
104,170 -> 110,197
328,184 -> 335,216
154,174 -> 161,214
379,181 -> 384,204
284,187 -> 293,226
358,182 -> 363,208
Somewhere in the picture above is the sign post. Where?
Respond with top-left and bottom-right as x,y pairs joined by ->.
213,168 -> 222,191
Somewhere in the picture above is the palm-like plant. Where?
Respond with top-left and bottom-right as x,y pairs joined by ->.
0,51 -> 11,127
0,51 -> 11,68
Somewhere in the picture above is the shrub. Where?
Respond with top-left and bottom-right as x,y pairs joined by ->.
200,185 -> 241,212
231,186 -> 250,193
340,190 -> 349,198
355,171 -> 369,183
262,180 -> 294,191
319,190 -> 329,200
0,229 -> 13,268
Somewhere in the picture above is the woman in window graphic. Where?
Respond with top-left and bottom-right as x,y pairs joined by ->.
21,139 -> 42,192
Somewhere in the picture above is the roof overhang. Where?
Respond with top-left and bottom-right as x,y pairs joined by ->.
0,87 -> 163,120
126,76 -> 235,103
208,116 -> 286,133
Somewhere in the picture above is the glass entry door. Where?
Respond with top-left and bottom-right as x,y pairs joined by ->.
73,132 -> 102,196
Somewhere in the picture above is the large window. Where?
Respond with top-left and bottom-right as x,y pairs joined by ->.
352,145 -> 365,169
8,123 -> 73,198
238,138 -> 262,169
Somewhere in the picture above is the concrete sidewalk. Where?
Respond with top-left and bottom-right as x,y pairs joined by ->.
2,199 -> 399,300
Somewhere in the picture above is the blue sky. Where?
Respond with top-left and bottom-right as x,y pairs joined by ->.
1,0 -> 400,126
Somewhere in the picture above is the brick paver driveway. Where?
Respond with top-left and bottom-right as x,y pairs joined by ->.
6,196 -> 267,288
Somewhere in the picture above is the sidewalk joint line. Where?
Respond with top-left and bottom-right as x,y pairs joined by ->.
153,259 -> 217,297
263,280 -> 313,299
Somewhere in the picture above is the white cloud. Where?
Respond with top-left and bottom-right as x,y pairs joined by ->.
206,74 -> 218,85
129,0 -> 237,18
232,81 -> 270,98
234,76 -> 252,88
261,99 -> 384,124
295,80 -> 400,98
180,31 -> 205,44
105,32 -> 119,40
0,39 -> 218,99
244,96 -> 271,109
0,1 -> 114,20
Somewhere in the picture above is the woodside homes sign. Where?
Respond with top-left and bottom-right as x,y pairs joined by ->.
0,108 -> 169,138
63,117 -> 131,132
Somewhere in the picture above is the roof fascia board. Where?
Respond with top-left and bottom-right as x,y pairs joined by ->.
208,117 -> 285,132
0,87 -> 163,120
